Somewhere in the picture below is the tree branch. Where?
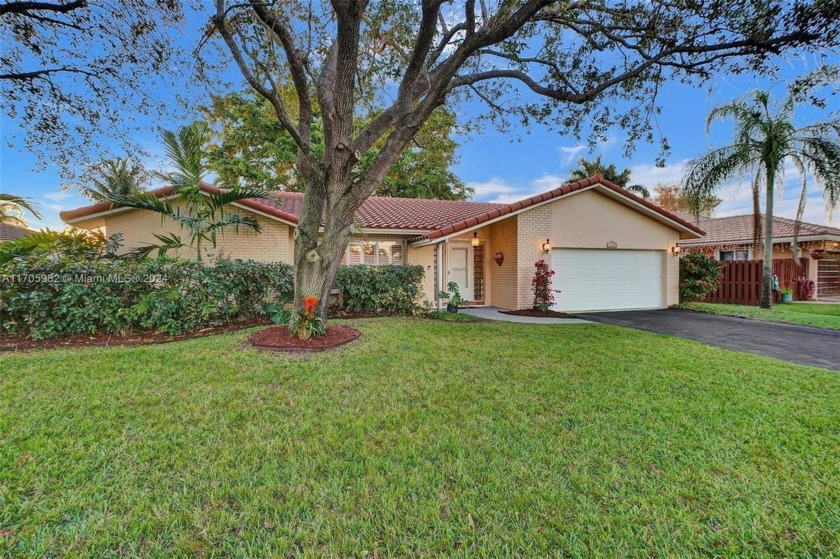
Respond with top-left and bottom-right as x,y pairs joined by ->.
0,0 -> 85,16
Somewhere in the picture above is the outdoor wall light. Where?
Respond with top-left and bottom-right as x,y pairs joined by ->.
542,239 -> 551,254
471,231 -> 480,247
672,245 -> 682,255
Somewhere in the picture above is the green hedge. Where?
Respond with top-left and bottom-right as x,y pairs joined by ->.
1,255 -> 425,339
1,257 -> 294,339
333,265 -> 425,314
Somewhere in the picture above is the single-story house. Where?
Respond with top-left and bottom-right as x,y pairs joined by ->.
677,214 -> 840,299
0,223 -> 35,242
60,174 -> 704,312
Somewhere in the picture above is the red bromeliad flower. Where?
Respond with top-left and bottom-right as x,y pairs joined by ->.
303,296 -> 319,316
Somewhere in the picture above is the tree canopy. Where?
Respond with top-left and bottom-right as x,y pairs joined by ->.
652,184 -> 721,217
201,92 -> 470,199
0,0 -> 189,176
568,156 -> 649,198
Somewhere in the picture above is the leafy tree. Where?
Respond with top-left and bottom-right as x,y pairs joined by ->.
105,123 -> 269,262
208,0 -> 839,330
569,156 -> 650,198
71,158 -> 148,202
202,91 -> 470,200
0,193 -> 41,227
683,67 -> 840,309
652,183 -> 721,217
0,0 -> 188,175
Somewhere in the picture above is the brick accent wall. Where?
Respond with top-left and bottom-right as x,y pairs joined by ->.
488,216 -> 518,309
664,231 -> 680,306
104,204 -> 293,263
515,205 -> 552,309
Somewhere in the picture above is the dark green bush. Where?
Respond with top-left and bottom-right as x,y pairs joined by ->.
334,265 -> 425,314
679,253 -> 723,302
1,256 -> 293,339
1,253 -> 424,339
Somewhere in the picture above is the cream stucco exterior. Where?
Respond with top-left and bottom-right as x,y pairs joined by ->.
66,185 -> 695,312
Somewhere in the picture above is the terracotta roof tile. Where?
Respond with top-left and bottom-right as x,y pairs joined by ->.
0,222 -> 35,241
60,175 -> 704,240
679,213 -> 840,246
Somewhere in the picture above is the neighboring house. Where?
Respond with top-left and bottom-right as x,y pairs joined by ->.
678,214 -> 840,298
0,222 -> 34,242
60,174 -> 704,312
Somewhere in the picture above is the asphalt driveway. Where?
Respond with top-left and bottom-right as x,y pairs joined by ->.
577,309 -> 840,371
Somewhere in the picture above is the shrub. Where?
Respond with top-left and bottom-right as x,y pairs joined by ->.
532,259 -> 559,311
1,255 -> 425,339
333,265 -> 425,314
1,256 -> 294,339
679,253 -> 723,302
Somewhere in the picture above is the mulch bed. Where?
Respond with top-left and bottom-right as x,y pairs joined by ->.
0,318 -> 270,353
249,325 -> 361,353
500,308 -> 576,318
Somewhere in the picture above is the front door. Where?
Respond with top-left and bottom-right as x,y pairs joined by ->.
448,242 -> 473,301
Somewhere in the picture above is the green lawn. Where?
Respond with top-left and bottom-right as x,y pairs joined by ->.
2,318 -> 838,557
681,301 -> 840,330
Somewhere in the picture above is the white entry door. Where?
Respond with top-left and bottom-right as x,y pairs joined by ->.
448,242 -> 473,300
551,248 -> 663,312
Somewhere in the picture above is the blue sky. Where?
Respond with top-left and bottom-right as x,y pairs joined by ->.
1,13 -> 838,230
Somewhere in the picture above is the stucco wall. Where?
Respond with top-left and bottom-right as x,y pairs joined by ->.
101,205 -> 293,263
549,189 -> 675,250
406,244 -> 436,306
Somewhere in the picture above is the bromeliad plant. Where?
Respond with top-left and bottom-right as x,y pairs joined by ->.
532,259 -> 559,312
293,296 -> 326,340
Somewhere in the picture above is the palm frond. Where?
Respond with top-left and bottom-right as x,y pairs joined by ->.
682,144 -> 752,217
0,193 -> 42,220
626,184 -> 650,199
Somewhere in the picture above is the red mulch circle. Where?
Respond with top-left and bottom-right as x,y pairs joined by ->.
500,308 -> 576,318
0,318 -> 271,353
249,325 -> 361,353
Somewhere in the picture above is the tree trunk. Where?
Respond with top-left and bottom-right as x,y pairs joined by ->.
290,170 -> 357,328
760,169 -> 775,309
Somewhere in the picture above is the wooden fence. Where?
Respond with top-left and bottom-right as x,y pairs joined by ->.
705,259 -> 810,305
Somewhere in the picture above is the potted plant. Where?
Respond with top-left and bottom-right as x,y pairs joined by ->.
780,286 -> 794,304
438,281 -> 464,313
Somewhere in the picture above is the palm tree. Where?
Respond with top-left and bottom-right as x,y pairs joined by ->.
105,122 -> 269,261
683,67 -> 840,308
569,155 -> 650,198
0,193 -> 41,227
76,158 -> 147,202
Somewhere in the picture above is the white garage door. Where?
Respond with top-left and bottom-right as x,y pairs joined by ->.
551,249 -> 663,312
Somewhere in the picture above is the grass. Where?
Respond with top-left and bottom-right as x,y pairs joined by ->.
425,310 -> 487,322
1,318 -> 838,557
681,301 -> 840,330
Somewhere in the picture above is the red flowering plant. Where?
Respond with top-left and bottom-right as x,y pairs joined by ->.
293,296 -> 326,340
532,259 -> 560,311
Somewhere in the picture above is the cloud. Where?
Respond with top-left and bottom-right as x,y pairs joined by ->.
558,144 -> 585,165
468,174 -> 565,204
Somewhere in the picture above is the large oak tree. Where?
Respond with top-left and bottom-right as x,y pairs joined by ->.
208,0 -> 839,330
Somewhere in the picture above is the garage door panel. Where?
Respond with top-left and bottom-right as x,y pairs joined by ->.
551,249 -> 663,312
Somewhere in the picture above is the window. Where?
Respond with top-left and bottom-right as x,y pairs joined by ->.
719,249 -> 750,261
344,241 -> 405,266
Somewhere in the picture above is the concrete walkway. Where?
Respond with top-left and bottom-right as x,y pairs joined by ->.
461,306 -> 592,324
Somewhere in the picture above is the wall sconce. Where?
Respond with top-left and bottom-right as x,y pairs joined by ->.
471,231 -> 480,247
672,245 -> 682,255
542,239 -> 551,254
